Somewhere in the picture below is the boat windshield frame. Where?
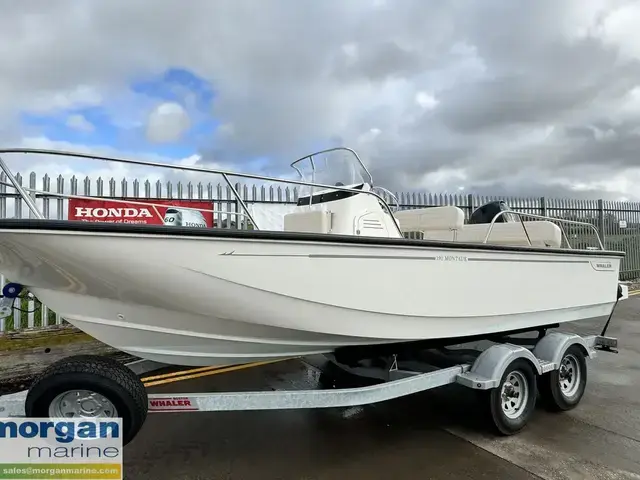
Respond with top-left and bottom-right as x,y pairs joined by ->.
289,147 -> 374,187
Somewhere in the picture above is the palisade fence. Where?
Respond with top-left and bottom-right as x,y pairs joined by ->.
1,170 -> 640,334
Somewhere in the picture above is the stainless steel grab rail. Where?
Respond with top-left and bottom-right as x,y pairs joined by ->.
0,147 -> 608,250
484,209 -> 605,250
0,147 -> 403,236
0,156 -> 44,219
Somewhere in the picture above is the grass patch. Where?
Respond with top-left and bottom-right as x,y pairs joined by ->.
0,326 -> 96,352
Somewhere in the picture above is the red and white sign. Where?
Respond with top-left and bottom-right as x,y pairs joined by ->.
148,396 -> 199,412
68,198 -> 215,228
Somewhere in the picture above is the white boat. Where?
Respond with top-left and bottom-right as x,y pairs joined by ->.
0,147 -> 626,367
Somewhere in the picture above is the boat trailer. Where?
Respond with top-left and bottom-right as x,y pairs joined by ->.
0,328 -> 622,446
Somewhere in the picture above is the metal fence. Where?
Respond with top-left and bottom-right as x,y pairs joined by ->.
1,171 -> 639,333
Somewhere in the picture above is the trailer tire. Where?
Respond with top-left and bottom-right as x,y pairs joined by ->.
25,355 -> 148,446
538,345 -> 587,412
487,358 -> 537,435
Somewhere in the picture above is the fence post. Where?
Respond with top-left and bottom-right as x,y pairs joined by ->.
235,182 -> 241,228
467,193 -> 474,220
540,197 -> 547,217
597,199 -> 606,246
29,172 -> 37,219
0,172 -> 6,219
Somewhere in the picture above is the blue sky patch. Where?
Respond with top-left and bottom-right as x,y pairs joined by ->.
131,67 -> 214,113
20,67 -> 219,161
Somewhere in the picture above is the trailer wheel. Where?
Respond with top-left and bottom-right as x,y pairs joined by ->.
25,355 -> 148,446
487,358 -> 537,435
538,345 -> 587,412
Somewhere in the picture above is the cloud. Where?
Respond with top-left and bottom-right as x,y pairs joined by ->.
0,136 -> 243,220
66,114 -> 94,132
2,135 -> 245,197
145,102 -> 191,143
2,0 -> 640,202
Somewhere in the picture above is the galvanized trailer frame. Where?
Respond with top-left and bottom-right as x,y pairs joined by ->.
0,332 -> 620,439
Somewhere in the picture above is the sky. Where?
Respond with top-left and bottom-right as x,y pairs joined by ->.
3,0 -> 640,202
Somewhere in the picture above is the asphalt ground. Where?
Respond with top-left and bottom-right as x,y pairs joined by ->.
114,292 -> 640,479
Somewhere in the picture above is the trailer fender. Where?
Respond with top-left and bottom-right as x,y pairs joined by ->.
456,343 -> 542,390
532,332 -> 594,367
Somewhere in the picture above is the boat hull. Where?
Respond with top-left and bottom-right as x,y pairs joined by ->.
0,223 -> 624,366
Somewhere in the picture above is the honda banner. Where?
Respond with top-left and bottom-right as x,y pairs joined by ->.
68,198 -> 215,228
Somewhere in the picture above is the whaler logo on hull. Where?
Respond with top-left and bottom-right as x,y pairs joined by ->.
590,261 -> 615,271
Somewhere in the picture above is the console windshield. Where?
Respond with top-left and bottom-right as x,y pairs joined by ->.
291,148 -> 372,199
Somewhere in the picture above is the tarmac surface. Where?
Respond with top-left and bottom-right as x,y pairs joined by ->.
121,294 -> 640,479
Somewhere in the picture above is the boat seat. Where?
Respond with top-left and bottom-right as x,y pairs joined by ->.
456,221 -> 562,247
394,206 -> 465,232
283,210 -> 332,234
420,220 -> 562,248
